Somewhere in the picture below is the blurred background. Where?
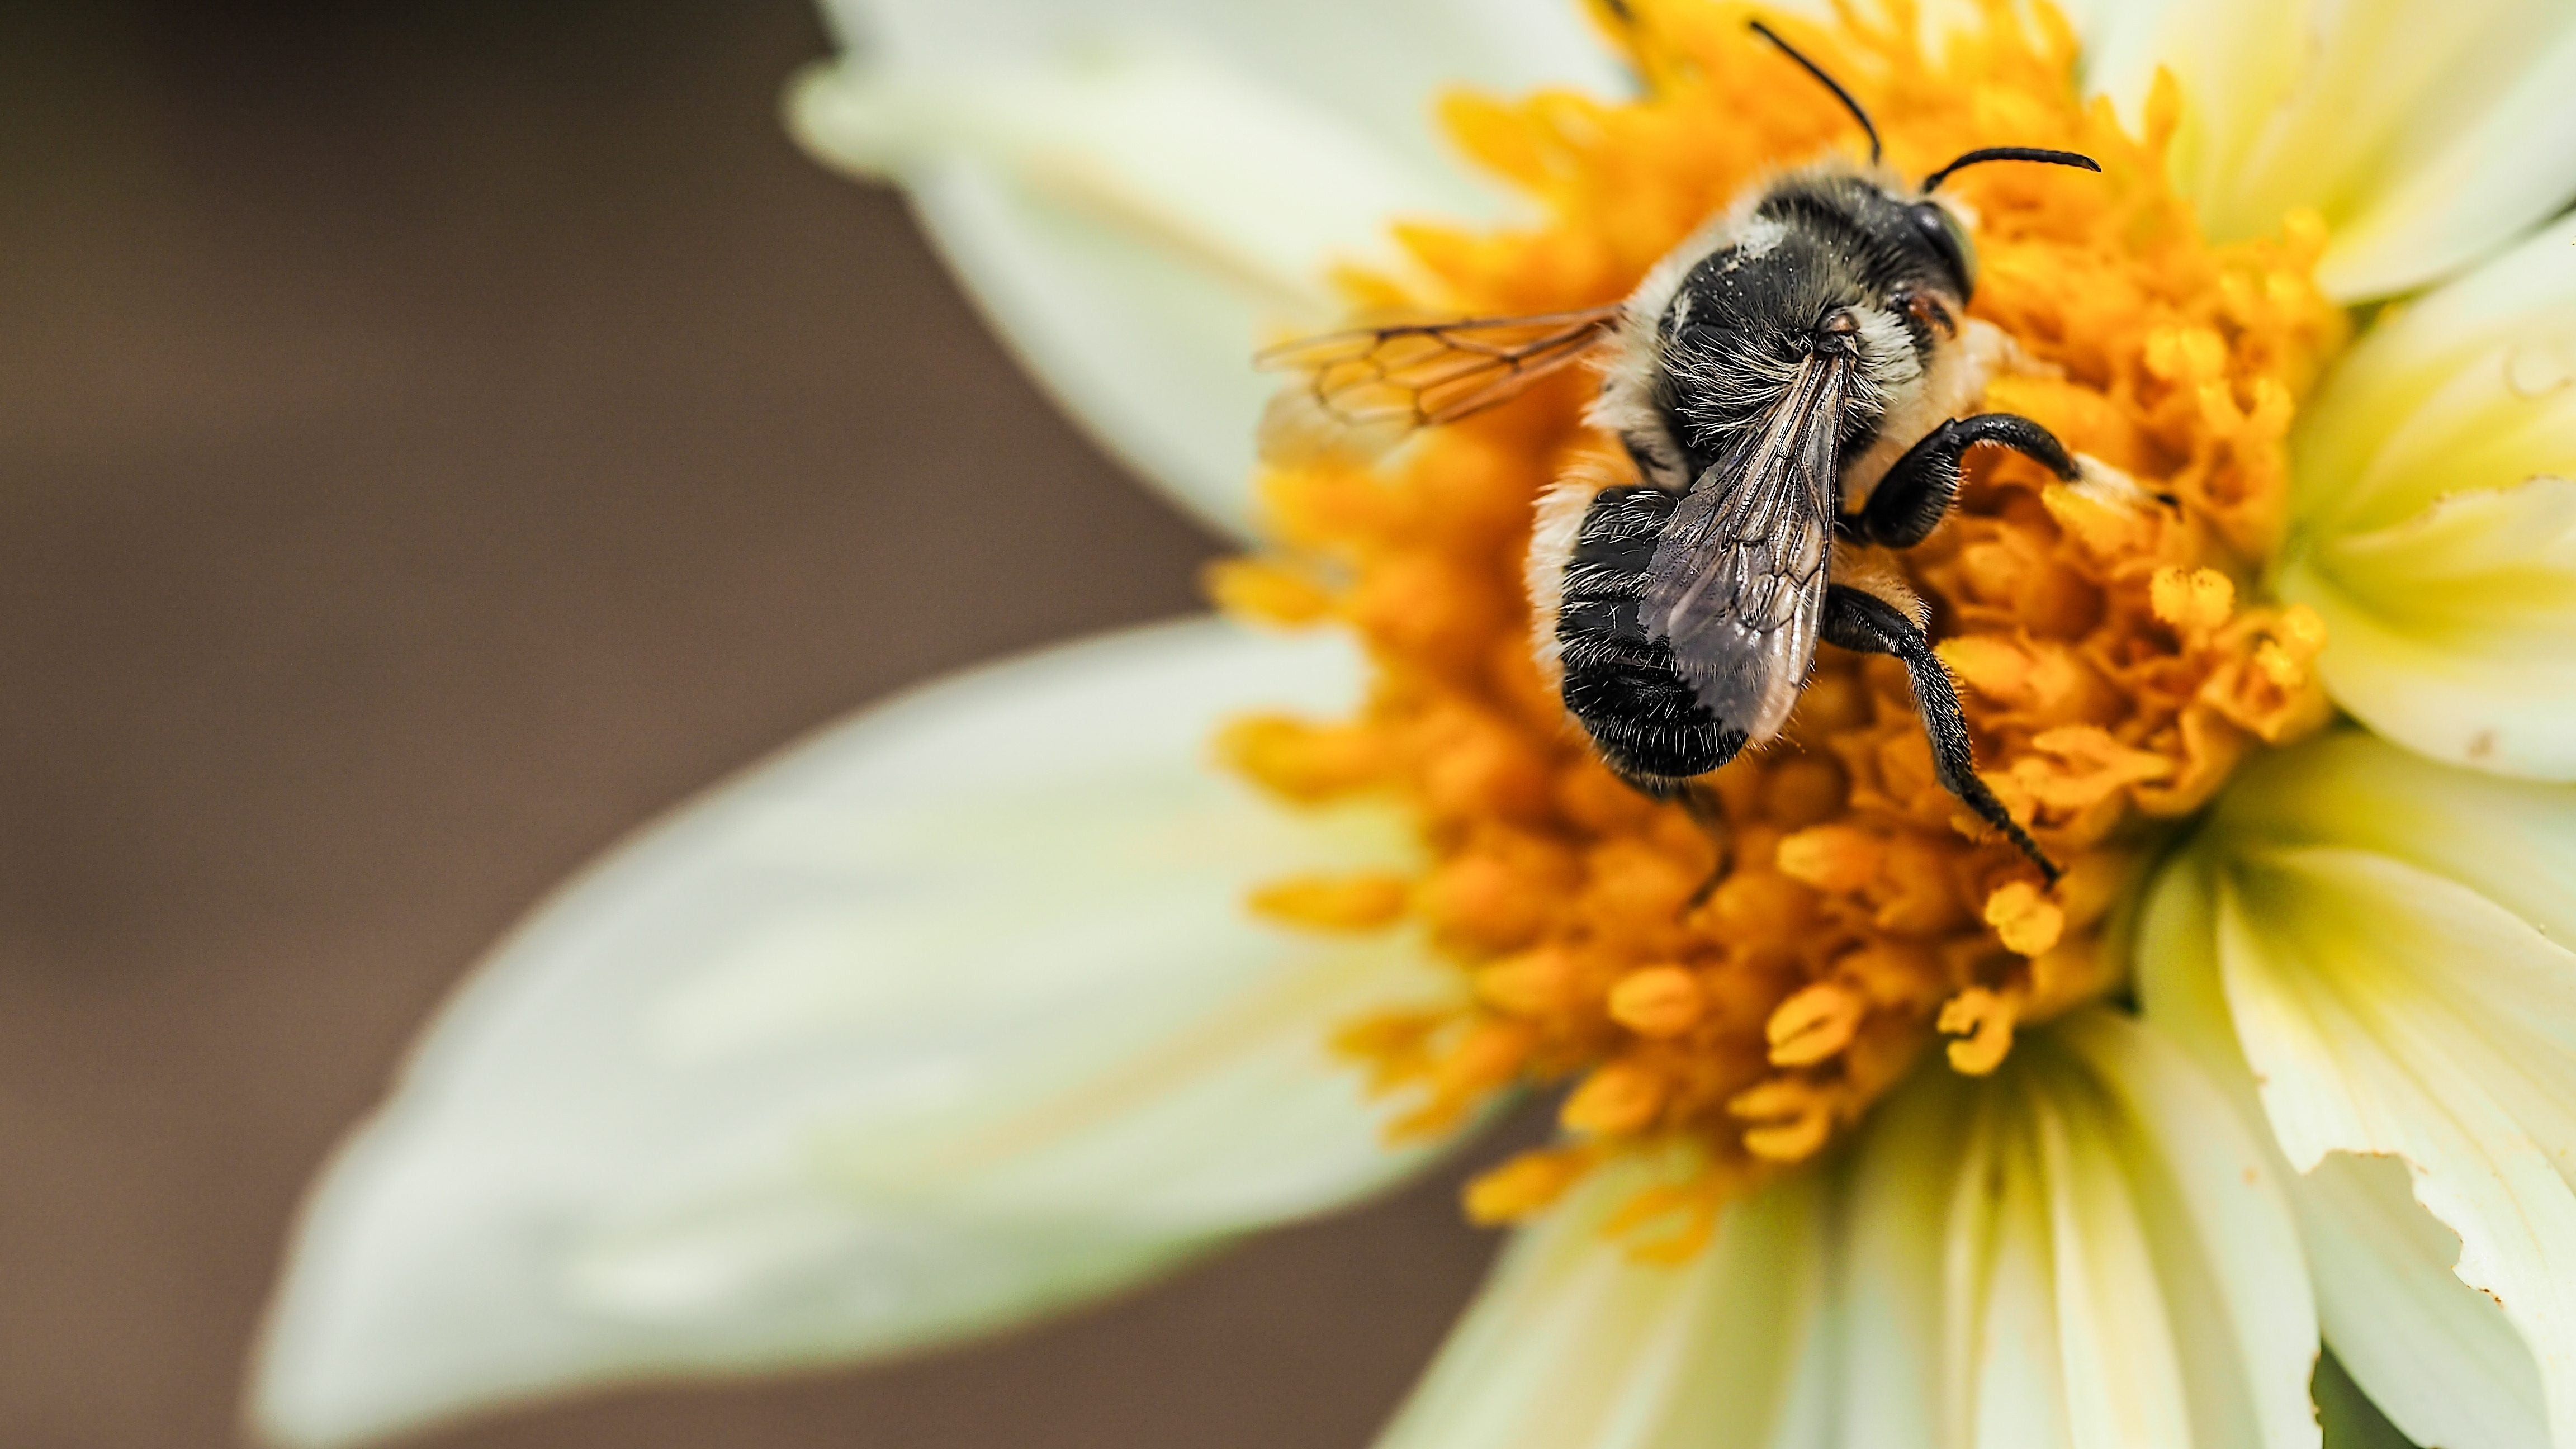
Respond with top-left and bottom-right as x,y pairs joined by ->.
0,1 -> 1507,1443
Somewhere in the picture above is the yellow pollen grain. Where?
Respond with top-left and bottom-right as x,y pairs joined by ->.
2203,604 -> 2332,743
1476,945 -> 1582,1016
1606,1188 -> 1725,1263
1983,880 -> 2067,958
1219,0 -> 2348,1228
1202,557 -> 1339,627
1765,981 -> 1867,1067
1216,715 -> 1389,801
1775,825 -> 1882,893
1562,1060 -> 1668,1135
1742,1116 -> 1834,1164
1248,873 -> 1412,932
1835,939 -> 1940,1008
2144,324 -> 2229,384
1609,964 -> 1706,1036
1395,1017 -> 1537,1138
1939,988 -> 2019,1076
1464,1146 -> 1594,1224
1331,1008 -> 1456,1096
1421,851 -> 1556,954
1940,635 -> 2035,701
1704,868 -> 1817,947
1434,1019 -> 1532,1094
2041,476 -> 2162,558
2152,565 -> 2236,635
2281,208 -> 2329,255
1728,1076 -> 1835,1163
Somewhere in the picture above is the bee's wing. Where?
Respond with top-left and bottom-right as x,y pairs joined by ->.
1640,352 -> 1846,745
1254,306 -> 1622,463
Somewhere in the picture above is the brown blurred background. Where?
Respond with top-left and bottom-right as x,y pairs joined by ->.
0,2 -> 1507,1444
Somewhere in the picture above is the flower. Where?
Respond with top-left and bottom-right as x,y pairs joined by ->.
251,2 -> 2576,1447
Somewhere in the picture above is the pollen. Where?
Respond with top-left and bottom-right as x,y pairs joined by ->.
1981,880 -> 2064,958
2151,564 -> 2236,635
1608,964 -> 1706,1036
1204,557 -> 1339,627
1563,1060 -> 1668,1135
1223,0 -> 2346,1231
1765,981 -> 1867,1066
1463,1145 -> 1595,1224
1937,986 -> 2018,1075
1249,873 -> 1413,932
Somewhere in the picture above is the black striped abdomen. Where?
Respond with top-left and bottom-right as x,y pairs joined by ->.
1556,485 -> 1749,790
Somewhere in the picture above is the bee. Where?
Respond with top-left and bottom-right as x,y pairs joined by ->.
1257,23 -> 2097,881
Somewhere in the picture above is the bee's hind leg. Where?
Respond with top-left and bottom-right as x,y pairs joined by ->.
1819,584 -> 2059,883
1679,781 -> 1731,907
1841,414 -> 2080,550
1613,768 -> 1733,908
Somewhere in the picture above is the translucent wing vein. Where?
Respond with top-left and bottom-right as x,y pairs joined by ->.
1256,307 -> 1620,462
1641,352 -> 1843,742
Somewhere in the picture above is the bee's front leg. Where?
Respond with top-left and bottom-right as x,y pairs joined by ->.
1819,584 -> 2059,883
1839,414 -> 2079,550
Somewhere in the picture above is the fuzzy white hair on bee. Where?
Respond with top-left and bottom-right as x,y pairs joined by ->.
1253,20 -> 2101,881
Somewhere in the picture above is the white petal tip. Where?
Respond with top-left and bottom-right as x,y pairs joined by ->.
782,59 -> 903,182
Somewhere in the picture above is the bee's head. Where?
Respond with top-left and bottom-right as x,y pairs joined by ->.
1743,20 -> 2095,309
1903,196 -> 1977,300
1731,165 -> 1982,337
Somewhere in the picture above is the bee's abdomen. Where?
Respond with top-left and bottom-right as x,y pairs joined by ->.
1555,485 -> 1748,790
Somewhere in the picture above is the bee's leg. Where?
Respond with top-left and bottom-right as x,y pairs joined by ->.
1843,414 -> 2080,550
1819,584 -> 2060,883
1680,781 -> 1730,907
1604,769 -> 1732,907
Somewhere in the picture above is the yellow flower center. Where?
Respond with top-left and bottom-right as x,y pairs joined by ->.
1214,0 -> 2345,1244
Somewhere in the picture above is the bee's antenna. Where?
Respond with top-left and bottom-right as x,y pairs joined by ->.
1748,20 -> 1881,165
1920,146 -> 2101,193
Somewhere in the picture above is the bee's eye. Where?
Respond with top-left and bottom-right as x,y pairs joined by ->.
1910,201 -> 1976,297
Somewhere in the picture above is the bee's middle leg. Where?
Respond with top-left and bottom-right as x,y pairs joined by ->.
1818,583 -> 2059,883
1841,413 -> 2080,549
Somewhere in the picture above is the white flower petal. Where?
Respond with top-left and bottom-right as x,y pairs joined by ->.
2288,213 -> 2576,539
2137,731 -> 2576,1448
2206,731 -> 2576,945
1376,1009 -> 2312,1449
1839,1010 -> 2316,1449
821,0 -> 1622,186
2286,477 -> 2576,779
2296,1154 -> 2549,1449
2276,215 -> 2576,776
2215,851 -> 2576,1445
2083,0 -> 2576,299
1373,1151 -> 1831,1449
791,47 -> 1445,314
1831,1071 -> 1943,1449
254,618 -> 1461,1448
2058,1011 -> 2322,1449
792,0 -> 1625,536
2137,775 -> 2556,1449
